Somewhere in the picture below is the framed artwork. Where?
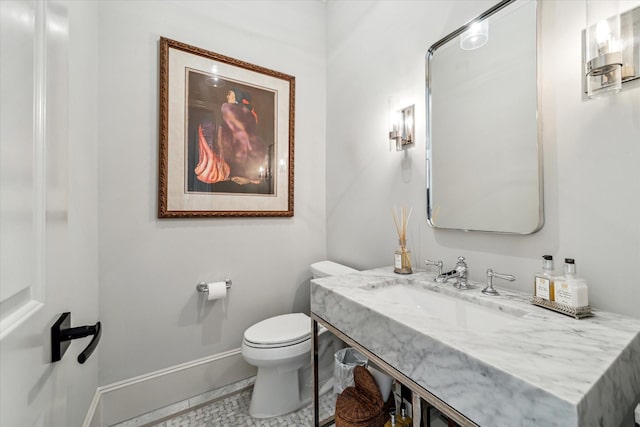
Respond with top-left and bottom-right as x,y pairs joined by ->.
158,37 -> 295,218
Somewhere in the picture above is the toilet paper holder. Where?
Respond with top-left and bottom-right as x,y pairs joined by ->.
196,280 -> 232,294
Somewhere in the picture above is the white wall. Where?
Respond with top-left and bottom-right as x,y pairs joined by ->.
67,1 -> 101,423
326,0 -> 640,319
97,0 -> 327,385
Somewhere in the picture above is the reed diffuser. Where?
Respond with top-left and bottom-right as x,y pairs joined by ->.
392,206 -> 413,274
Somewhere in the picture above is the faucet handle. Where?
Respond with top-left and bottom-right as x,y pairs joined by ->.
424,259 -> 443,275
482,269 -> 515,296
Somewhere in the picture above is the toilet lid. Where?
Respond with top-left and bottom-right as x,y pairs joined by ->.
244,313 -> 311,347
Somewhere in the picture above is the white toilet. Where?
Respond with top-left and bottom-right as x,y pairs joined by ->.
241,261 -> 358,418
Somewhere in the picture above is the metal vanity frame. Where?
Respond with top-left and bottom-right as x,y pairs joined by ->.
311,313 -> 479,427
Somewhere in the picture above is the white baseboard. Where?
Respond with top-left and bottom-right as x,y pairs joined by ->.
83,348 -> 256,427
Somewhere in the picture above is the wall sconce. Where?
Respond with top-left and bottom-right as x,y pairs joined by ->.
460,20 -> 489,51
389,105 -> 415,151
585,1 -> 622,98
583,4 -> 640,99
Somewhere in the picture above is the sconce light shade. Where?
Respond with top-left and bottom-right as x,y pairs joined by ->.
389,105 -> 415,151
585,0 -> 622,98
460,20 -> 489,50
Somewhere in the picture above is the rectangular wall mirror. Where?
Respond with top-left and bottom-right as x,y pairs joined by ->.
426,0 -> 543,234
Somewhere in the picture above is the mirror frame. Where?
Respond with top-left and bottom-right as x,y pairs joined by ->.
425,0 -> 544,234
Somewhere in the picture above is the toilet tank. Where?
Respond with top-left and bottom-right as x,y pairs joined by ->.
310,261 -> 358,279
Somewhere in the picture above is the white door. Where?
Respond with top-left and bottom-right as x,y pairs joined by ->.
1,1 -> 99,426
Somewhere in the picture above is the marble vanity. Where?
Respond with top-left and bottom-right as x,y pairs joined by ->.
310,267 -> 640,427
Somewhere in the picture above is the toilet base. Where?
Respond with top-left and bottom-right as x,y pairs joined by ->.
242,312 -> 343,419
249,367 -> 333,418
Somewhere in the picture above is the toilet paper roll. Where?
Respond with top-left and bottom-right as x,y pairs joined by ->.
206,281 -> 227,301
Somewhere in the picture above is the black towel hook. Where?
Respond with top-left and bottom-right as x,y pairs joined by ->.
51,312 -> 101,364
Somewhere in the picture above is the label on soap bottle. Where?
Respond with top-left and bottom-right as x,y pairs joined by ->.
535,276 -> 551,300
555,280 -> 572,305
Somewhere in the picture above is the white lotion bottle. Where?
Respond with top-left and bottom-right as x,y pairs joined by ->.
554,258 -> 589,307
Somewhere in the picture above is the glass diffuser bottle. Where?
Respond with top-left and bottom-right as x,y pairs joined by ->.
392,207 -> 412,274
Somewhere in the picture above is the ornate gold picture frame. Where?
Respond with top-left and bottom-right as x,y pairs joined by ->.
158,37 -> 295,218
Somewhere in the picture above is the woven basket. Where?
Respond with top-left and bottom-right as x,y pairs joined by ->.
335,366 -> 393,427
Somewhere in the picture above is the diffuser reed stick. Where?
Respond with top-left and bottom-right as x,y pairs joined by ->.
392,206 -> 412,273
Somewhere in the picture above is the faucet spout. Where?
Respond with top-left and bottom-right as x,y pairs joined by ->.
436,269 -> 459,283
437,256 -> 471,290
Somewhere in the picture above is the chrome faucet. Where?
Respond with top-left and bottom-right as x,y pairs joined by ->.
436,256 -> 471,290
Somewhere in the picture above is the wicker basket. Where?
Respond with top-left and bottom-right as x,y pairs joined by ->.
335,366 -> 394,427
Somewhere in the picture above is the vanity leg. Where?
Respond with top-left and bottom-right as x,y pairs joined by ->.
412,393 -> 422,426
311,317 -> 319,427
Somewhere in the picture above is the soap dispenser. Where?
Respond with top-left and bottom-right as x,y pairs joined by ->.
534,255 -> 556,301
554,258 -> 589,307
384,409 -> 397,427
398,402 -> 412,426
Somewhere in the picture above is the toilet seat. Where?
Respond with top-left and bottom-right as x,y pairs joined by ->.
243,313 -> 311,349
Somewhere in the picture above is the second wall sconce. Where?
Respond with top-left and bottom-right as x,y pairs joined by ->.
389,104 -> 415,151
583,3 -> 639,99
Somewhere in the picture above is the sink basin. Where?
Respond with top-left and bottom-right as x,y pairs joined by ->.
368,283 -> 526,333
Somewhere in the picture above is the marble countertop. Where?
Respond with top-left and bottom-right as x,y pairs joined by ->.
310,267 -> 640,427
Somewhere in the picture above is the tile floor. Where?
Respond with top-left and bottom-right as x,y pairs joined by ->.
112,378 -> 336,427
144,387 -> 336,427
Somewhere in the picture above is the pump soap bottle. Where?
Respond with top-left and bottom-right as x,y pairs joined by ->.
384,409 -> 397,427
534,255 -> 556,301
398,403 -> 412,426
554,258 -> 589,307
